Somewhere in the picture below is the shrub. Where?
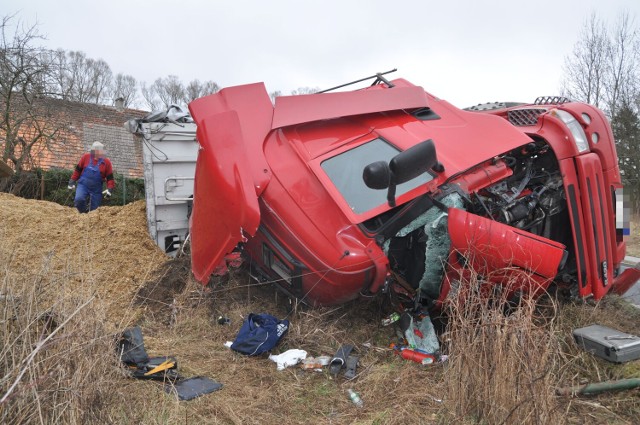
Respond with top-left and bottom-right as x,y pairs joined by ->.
440,269 -> 563,424
0,168 -> 145,207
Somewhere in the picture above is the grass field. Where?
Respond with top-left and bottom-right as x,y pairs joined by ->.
1,196 -> 640,424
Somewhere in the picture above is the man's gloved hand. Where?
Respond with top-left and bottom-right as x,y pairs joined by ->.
102,189 -> 112,198
68,180 -> 76,191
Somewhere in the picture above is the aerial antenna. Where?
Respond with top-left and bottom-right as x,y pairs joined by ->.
318,68 -> 397,93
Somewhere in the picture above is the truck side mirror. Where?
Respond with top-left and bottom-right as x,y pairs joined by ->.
363,161 -> 391,190
389,139 -> 438,184
362,139 -> 441,208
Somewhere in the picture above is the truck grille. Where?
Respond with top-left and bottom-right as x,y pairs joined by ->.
534,96 -> 570,105
507,108 -> 546,126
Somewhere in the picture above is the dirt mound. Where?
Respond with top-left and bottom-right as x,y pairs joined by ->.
0,192 -> 167,324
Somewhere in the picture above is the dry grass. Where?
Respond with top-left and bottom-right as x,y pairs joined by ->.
1,191 -> 639,424
3,252 -> 640,424
627,214 -> 640,257
125,265 -> 446,424
439,270 -> 563,425
553,296 -> 640,424
0,255 -> 124,424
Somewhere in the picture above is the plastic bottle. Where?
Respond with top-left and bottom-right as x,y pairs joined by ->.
347,389 -> 363,408
381,312 -> 401,327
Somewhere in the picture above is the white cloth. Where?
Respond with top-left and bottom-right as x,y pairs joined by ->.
268,349 -> 307,371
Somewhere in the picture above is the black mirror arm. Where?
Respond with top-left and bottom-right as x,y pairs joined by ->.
387,171 -> 397,207
387,184 -> 397,207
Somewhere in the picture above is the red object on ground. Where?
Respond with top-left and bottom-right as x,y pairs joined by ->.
400,349 -> 436,365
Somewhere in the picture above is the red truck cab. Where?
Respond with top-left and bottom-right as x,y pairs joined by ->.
187,76 -> 639,307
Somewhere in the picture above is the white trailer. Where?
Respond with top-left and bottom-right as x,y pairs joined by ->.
128,111 -> 198,256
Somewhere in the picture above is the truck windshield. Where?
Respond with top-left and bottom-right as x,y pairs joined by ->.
321,138 -> 433,214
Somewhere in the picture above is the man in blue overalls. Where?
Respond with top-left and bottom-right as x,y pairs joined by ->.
68,141 -> 116,213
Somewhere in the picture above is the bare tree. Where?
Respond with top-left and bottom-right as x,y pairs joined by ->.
184,79 -> 219,102
86,58 -> 112,103
562,11 -> 640,213
49,48 -> 72,98
269,90 -> 282,104
562,13 -> 610,109
110,73 -> 137,108
141,76 -> 221,110
140,81 -> 160,111
604,11 -> 640,117
290,86 -> 319,95
153,75 -> 184,108
49,50 -> 113,104
0,15 -> 67,179
141,75 -> 184,110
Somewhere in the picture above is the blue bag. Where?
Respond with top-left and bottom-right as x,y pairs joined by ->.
230,313 -> 289,356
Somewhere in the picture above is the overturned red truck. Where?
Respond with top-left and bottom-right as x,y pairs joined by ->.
187,72 -> 639,308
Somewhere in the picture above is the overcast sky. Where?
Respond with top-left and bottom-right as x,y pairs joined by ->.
4,0 -> 640,108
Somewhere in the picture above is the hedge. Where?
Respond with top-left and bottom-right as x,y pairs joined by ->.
1,168 -> 145,207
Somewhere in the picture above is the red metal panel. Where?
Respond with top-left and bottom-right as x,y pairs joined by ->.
272,86 -> 429,129
188,82 -> 273,195
575,153 -> 614,299
450,159 -> 513,193
611,265 -> 640,296
189,110 -> 261,283
558,159 -> 591,297
448,208 -> 566,279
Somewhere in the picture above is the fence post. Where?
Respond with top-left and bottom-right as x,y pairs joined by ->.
121,174 -> 126,205
40,173 -> 45,200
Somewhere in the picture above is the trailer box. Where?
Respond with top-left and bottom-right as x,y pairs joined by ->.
128,117 -> 198,256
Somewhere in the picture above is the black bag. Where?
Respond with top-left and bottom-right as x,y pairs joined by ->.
230,313 -> 289,356
118,326 -> 149,367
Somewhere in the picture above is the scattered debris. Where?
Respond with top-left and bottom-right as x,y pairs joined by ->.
165,377 -> 223,401
329,344 -> 354,377
118,327 -> 178,380
118,326 -> 222,400
230,313 -> 289,356
300,357 -> 322,371
398,312 -> 440,354
573,324 -> 640,363
269,349 -> 308,371
391,345 -> 436,365
217,315 -> 231,325
118,326 -> 149,367
556,378 -> 640,396
347,389 -> 363,408
381,312 -> 400,327
344,356 -> 359,379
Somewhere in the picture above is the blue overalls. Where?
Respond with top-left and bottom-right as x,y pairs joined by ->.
74,156 -> 104,213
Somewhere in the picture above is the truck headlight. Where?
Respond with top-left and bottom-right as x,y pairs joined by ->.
552,109 -> 589,153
